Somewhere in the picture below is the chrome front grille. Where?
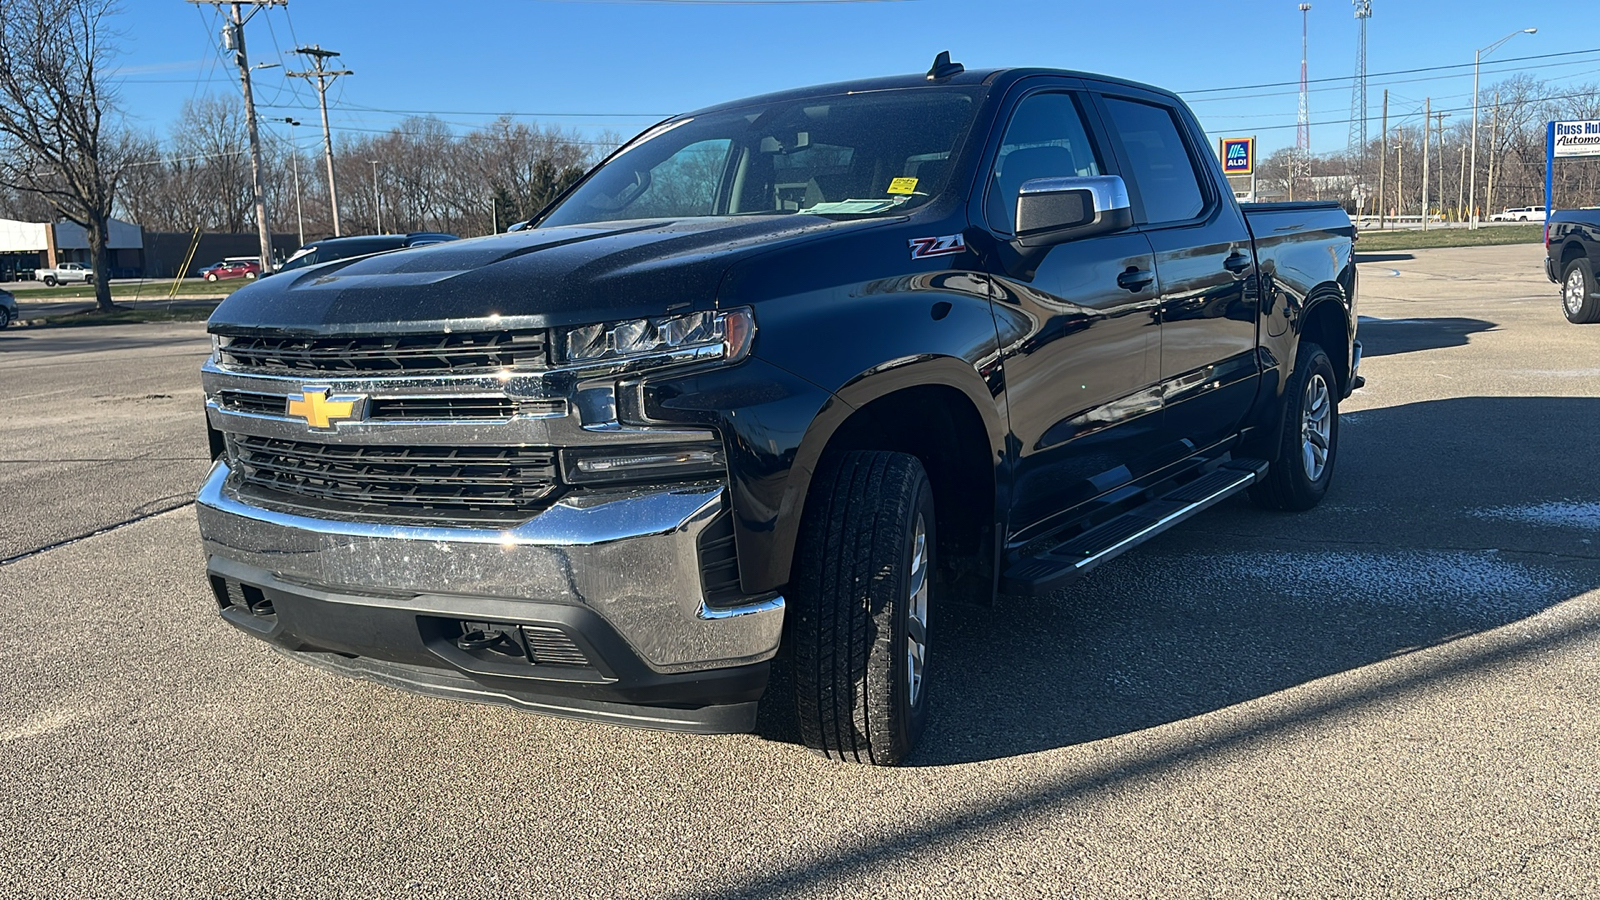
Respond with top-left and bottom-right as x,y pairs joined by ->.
227,434 -> 560,524
218,330 -> 548,375
217,390 -> 553,422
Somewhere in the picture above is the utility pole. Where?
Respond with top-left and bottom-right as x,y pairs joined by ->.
1458,145 -> 1466,223
287,46 -> 352,236
1433,110 -> 1451,222
1487,93 -> 1501,218
1427,97 -> 1440,230
1377,90 -> 1388,229
370,160 -> 382,234
1394,128 -> 1404,220
189,0 -> 283,269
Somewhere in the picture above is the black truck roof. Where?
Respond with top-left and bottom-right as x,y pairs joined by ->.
685,61 -> 1180,119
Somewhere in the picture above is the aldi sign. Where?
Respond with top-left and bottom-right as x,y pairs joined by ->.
1221,137 -> 1255,175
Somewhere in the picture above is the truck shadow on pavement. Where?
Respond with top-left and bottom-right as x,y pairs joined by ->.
723,609 -> 1600,899
756,396 -> 1600,766
1357,316 -> 1497,357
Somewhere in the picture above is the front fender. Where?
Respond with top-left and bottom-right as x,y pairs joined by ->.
644,273 -> 1009,594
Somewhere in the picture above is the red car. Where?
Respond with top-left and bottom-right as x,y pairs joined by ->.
205,260 -> 261,281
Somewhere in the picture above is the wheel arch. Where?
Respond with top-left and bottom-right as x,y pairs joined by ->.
785,357 -> 1005,603
1298,283 -> 1354,397
1559,239 -> 1587,275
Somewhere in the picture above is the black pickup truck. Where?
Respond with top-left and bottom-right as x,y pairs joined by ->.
196,54 -> 1359,765
1545,210 -> 1600,323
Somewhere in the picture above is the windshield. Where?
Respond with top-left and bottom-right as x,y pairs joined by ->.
541,87 -> 983,226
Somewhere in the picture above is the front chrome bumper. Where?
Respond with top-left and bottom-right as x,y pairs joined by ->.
196,461 -> 785,675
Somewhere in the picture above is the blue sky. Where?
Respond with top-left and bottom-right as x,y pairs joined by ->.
111,0 -> 1582,161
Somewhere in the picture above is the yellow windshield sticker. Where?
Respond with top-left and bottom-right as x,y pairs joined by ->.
887,176 -> 919,195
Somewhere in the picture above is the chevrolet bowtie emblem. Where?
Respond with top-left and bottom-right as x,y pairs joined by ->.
287,387 -> 365,429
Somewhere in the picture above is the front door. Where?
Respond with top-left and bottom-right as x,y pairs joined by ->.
982,87 -> 1164,543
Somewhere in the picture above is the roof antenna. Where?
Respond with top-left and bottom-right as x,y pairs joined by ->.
926,50 -> 964,81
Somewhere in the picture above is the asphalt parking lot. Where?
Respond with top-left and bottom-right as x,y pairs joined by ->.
1,243 -> 1596,898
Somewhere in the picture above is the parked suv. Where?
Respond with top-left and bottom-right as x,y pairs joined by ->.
197,56 -> 1359,764
273,232 -> 458,275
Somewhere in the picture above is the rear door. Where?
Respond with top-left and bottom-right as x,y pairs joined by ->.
1090,88 -> 1260,454
979,81 -> 1164,541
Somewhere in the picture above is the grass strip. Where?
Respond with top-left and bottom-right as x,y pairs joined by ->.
1355,224 -> 1543,251
30,303 -> 220,328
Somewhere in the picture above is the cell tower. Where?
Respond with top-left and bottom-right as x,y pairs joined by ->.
1296,3 -> 1313,186
1348,1 -> 1372,172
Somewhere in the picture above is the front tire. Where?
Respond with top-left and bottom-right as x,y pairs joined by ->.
1250,341 -> 1339,511
0,307 -> 11,329
792,451 -> 934,765
205,273 -> 218,282
1562,259 -> 1600,324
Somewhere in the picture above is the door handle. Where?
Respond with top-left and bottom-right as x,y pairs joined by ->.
1223,252 -> 1253,274
1117,267 -> 1154,293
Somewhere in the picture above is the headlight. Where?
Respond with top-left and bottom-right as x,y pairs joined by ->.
210,333 -> 226,364
557,308 -> 754,366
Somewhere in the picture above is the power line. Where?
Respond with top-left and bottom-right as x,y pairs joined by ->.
1204,86 -> 1600,135
1183,45 -> 1600,94
1185,53 -> 1600,105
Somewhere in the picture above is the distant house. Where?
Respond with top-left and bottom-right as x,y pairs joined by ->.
0,217 -> 143,280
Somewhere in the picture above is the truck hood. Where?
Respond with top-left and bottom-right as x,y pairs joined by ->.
208,216 -> 892,336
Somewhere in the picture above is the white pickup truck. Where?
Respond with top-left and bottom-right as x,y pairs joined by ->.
1490,206 -> 1545,222
35,262 -> 94,286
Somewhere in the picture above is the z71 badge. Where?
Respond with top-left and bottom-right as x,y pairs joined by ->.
908,234 -> 966,260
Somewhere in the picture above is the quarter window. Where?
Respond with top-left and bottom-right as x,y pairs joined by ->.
1100,97 -> 1205,224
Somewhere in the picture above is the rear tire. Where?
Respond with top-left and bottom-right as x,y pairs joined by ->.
792,451 -> 934,766
1250,341 -> 1339,511
42,276 -> 56,287
205,273 -> 218,282
1562,259 -> 1600,324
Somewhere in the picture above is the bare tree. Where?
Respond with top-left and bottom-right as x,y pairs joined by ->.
0,0 -> 125,311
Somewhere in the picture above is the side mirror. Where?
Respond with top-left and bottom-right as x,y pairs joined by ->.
1014,175 -> 1134,248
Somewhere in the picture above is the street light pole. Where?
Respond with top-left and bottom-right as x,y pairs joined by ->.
285,117 -> 304,247
1470,28 -> 1536,229
370,159 -> 382,234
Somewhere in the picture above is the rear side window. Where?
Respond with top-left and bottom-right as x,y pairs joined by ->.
1100,97 -> 1205,224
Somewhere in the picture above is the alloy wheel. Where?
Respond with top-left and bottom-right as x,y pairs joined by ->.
1565,268 -> 1587,316
905,512 -> 929,708
1300,372 -> 1332,482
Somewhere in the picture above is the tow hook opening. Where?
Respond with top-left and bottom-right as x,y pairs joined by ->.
210,574 -> 276,619
422,617 -> 610,682
455,622 -> 523,656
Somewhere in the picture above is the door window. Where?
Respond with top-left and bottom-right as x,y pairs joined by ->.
1099,97 -> 1206,224
985,92 -> 1103,234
